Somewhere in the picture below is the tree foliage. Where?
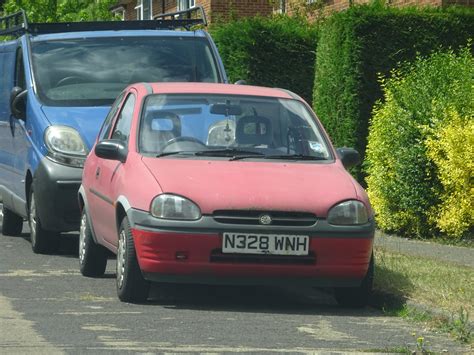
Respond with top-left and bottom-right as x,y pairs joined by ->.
3,0 -> 118,22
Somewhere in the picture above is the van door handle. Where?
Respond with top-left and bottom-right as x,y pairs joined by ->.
95,167 -> 101,178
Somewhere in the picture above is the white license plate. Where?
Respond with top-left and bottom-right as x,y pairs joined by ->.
222,233 -> 309,256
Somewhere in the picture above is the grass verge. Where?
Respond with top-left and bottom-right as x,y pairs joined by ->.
373,246 -> 473,344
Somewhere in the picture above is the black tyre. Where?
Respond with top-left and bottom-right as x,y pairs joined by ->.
116,216 -> 150,303
334,255 -> 374,308
1,204 -> 23,236
79,208 -> 107,277
28,188 -> 60,254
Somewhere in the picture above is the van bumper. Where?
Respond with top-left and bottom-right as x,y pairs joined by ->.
33,157 -> 82,232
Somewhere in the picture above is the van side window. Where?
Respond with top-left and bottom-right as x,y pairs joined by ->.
15,48 -> 26,89
98,92 -> 125,141
111,94 -> 136,144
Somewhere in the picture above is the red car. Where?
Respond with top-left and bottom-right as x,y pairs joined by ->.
78,83 -> 374,305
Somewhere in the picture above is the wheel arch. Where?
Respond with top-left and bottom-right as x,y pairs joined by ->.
25,170 -> 33,206
77,185 -> 86,213
115,195 -> 133,233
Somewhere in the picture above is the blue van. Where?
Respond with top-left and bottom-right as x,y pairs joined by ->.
0,8 -> 227,253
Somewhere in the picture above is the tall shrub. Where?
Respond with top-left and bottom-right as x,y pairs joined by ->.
210,15 -> 318,104
314,5 -> 474,180
365,47 -> 473,239
425,110 -> 474,238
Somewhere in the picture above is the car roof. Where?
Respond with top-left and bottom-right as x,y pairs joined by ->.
144,83 -> 296,100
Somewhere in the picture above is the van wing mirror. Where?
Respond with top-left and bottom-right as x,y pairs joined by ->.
10,86 -> 27,121
336,147 -> 360,168
95,140 -> 128,163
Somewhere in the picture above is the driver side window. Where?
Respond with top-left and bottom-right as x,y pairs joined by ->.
111,93 -> 136,144
98,92 -> 125,141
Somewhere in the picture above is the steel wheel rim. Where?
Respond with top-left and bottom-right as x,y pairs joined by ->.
29,194 -> 37,245
79,213 -> 87,264
117,229 -> 126,289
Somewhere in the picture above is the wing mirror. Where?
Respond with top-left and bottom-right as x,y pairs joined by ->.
10,86 -> 27,120
95,140 -> 128,163
336,147 -> 360,168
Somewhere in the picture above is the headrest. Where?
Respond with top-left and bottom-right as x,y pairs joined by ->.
235,115 -> 273,146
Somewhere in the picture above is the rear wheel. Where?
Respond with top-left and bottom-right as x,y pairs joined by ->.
334,255 -> 374,308
29,188 -> 59,254
1,204 -> 23,236
79,208 -> 107,277
116,216 -> 150,303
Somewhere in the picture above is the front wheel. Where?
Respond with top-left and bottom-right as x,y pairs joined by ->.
79,208 -> 107,277
116,216 -> 150,303
29,188 -> 59,254
1,204 -> 23,236
334,254 -> 374,308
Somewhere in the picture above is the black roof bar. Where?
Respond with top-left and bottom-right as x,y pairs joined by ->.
0,6 -> 206,38
154,6 -> 208,27
0,10 -> 28,36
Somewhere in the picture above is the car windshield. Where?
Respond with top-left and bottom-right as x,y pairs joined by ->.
139,94 -> 332,160
31,37 -> 220,106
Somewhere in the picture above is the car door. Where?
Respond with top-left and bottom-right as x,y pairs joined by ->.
0,49 -> 16,202
89,92 -> 136,248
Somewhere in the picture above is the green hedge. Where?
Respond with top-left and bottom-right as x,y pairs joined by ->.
313,5 -> 474,180
210,15 -> 318,104
365,47 -> 473,239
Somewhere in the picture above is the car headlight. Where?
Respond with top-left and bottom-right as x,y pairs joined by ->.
327,200 -> 369,225
44,126 -> 88,167
151,194 -> 201,220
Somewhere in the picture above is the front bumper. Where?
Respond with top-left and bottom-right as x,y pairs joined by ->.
33,157 -> 82,232
129,209 -> 375,288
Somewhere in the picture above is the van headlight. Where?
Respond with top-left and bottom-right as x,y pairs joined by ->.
151,194 -> 201,220
44,126 -> 88,167
327,200 -> 369,225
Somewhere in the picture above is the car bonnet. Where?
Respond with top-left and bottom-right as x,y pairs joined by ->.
141,157 -> 358,217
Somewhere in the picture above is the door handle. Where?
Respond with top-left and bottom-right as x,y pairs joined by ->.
95,167 -> 101,179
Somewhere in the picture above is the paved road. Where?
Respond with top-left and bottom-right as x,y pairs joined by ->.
0,220 -> 469,354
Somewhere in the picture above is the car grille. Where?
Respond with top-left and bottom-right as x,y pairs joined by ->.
212,210 -> 317,227
210,249 -> 316,265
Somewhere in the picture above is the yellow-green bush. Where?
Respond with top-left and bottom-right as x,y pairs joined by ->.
365,47 -> 473,239
425,110 -> 474,238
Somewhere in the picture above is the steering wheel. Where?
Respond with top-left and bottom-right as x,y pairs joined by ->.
162,136 -> 206,150
56,76 -> 88,87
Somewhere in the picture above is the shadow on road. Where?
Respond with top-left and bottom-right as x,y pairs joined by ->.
140,283 -> 383,317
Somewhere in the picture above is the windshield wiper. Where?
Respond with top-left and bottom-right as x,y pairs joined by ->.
155,151 -> 195,158
194,148 -> 266,158
264,154 -> 327,161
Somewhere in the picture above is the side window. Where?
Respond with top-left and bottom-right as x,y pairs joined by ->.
15,48 -> 26,89
98,92 -> 125,141
111,94 -> 136,144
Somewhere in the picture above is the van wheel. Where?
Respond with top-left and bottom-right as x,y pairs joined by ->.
334,255 -> 374,308
79,208 -> 107,277
116,216 -> 150,303
28,188 -> 59,254
1,204 -> 23,236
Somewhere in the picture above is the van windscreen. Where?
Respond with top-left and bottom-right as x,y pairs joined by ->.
31,37 -> 220,107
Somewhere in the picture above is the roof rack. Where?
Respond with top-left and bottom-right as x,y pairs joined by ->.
0,10 -> 28,36
154,6 -> 208,27
0,6 -> 207,38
